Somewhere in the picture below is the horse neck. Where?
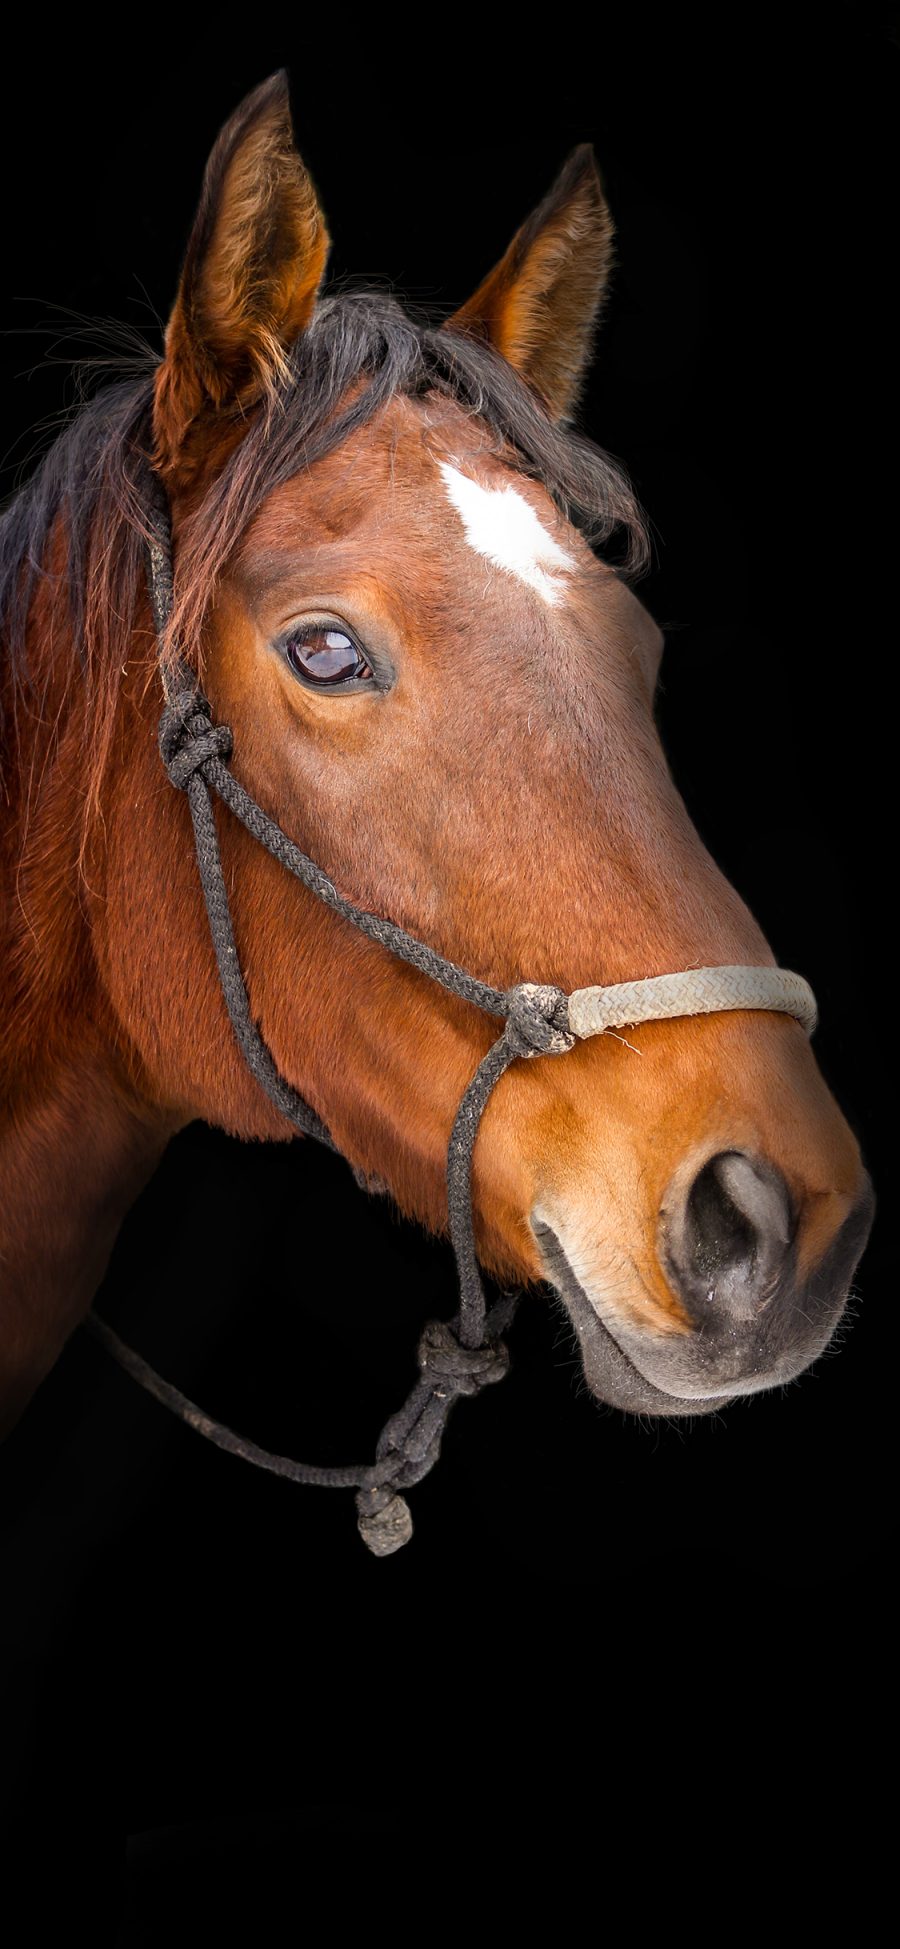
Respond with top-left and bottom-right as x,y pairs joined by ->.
0,542 -> 175,1432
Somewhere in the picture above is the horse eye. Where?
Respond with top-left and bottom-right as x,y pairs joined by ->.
284,624 -> 373,687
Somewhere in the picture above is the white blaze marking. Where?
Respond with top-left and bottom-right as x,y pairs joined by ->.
437,461 -> 575,605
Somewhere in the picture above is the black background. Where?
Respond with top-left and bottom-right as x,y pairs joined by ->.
0,13 -> 892,1930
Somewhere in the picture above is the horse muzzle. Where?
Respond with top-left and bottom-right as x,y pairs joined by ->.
532,1167 -> 875,1414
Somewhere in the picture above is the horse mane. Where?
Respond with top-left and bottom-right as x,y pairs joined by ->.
0,289 -> 652,821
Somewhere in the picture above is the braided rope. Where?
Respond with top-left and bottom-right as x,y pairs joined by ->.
85,471 -> 817,1557
568,966 -> 817,1041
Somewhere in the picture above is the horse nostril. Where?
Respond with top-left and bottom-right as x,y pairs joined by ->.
664,1151 -> 794,1323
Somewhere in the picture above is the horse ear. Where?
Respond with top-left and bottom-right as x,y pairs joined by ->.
153,71 -> 330,477
445,146 -> 615,423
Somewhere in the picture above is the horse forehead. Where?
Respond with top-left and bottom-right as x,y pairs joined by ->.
240,394 -> 573,557
233,397 -> 658,649
245,459 -> 579,627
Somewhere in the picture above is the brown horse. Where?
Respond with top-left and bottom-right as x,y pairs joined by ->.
0,72 -> 873,1451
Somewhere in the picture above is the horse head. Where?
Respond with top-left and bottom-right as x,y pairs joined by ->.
0,73 -> 873,1449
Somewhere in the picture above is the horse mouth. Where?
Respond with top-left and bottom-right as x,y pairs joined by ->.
531,1217 -> 734,1417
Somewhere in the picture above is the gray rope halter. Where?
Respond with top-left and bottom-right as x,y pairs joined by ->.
85,470 -> 818,1556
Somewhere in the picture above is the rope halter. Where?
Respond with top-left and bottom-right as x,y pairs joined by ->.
85,473 -> 818,1556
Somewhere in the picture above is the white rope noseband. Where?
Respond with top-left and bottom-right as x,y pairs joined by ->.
566,965 -> 818,1042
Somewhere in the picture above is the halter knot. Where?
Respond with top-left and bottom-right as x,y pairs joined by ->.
504,982 -> 575,1057
353,1320 -> 511,1555
159,688 -> 234,790
417,1318 -> 510,1394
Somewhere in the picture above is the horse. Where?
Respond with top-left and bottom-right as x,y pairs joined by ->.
0,72 -> 874,1522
